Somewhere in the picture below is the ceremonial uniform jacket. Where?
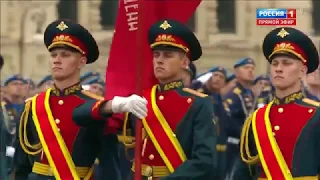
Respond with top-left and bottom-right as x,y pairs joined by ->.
13,83 -> 110,180
236,91 -> 320,180
223,83 -> 254,139
132,81 -> 217,180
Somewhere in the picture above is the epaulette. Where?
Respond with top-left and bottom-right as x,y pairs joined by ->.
233,87 -> 241,95
183,88 -> 207,97
81,90 -> 104,100
196,88 -> 204,93
25,97 -> 34,102
302,98 -> 320,107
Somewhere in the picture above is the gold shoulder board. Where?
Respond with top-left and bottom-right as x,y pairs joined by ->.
233,87 -> 242,95
25,97 -> 33,102
183,88 -> 208,97
81,90 -> 104,100
302,98 -> 320,107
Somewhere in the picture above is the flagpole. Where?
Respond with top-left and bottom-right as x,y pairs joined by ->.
134,0 -> 145,179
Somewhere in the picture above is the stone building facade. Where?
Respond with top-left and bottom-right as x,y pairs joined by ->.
0,0 -> 319,82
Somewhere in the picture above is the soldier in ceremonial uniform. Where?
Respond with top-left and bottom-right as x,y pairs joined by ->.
223,58 -> 255,178
126,19 -> 217,180
195,66 -> 229,180
236,27 -> 320,180
11,19 -> 148,180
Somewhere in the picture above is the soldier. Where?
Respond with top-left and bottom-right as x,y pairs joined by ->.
23,79 -> 35,98
195,66 -> 229,180
223,58 -> 255,178
221,73 -> 236,96
304,67 -> 320,100
80,72 -> 101,85
181,63 -> 196,88
84,77 -> 105,96
0,54 -> 8,179
126,19 -> 217,179
237,27 -> 320,179
252,75 -> 273,109
37,75 -> 54,93
11,19 -> 148,180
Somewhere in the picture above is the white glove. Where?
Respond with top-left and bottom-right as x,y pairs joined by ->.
6,146 -> 15,157
111,94 -> 148,119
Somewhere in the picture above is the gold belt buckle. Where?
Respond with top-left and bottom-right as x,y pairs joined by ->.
48,168 -> 53,176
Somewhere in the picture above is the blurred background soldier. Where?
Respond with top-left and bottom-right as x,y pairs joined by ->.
181,63 -> 197,88
36,75 -> 53,93
223,58 -> 255,178
252,75 -> 273,109
303,66 -> 320,100
195,66 -> 229,180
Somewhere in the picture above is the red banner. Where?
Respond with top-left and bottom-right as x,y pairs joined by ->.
105,0 -> 201,99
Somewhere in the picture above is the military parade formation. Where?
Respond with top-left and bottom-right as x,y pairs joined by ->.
0,10 -> 320,180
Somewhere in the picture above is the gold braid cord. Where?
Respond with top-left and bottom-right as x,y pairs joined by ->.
19,100 -> 42,155
240,114 -> 259,165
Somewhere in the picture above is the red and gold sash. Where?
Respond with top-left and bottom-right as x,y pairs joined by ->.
252,102 -> 293,180
31,88 -> 92,180
142,85 -> 187,173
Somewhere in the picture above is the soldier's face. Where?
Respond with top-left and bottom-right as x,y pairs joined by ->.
180,70 -> 192,87
89,83 -> 104,96
50,48 -> 87,81
306,67 -> 320,86
236,64 -> 255,82
153,49 -> 188,82
7,80 -> 24,97
209,72 -> 226,90
270,56 -> 307,90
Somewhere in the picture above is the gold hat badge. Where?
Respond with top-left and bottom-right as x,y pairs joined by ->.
160,20 -> 172,30
56,21 -> 68,31
277,28 -> 289,38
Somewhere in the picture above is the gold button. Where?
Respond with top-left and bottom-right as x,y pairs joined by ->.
278,108 -> 284,113
149,154 -> 154,160
274,125 -> 280,131
58,100 -> 64,105
173,134 -> 176,137
187,98 -> 192,103
143,166 -> 152,176
308,109 -> 313,113
57,128 -> 60,132
55,119 -> 60,124
273,132 -> 276,136
159,95 -> 164,100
